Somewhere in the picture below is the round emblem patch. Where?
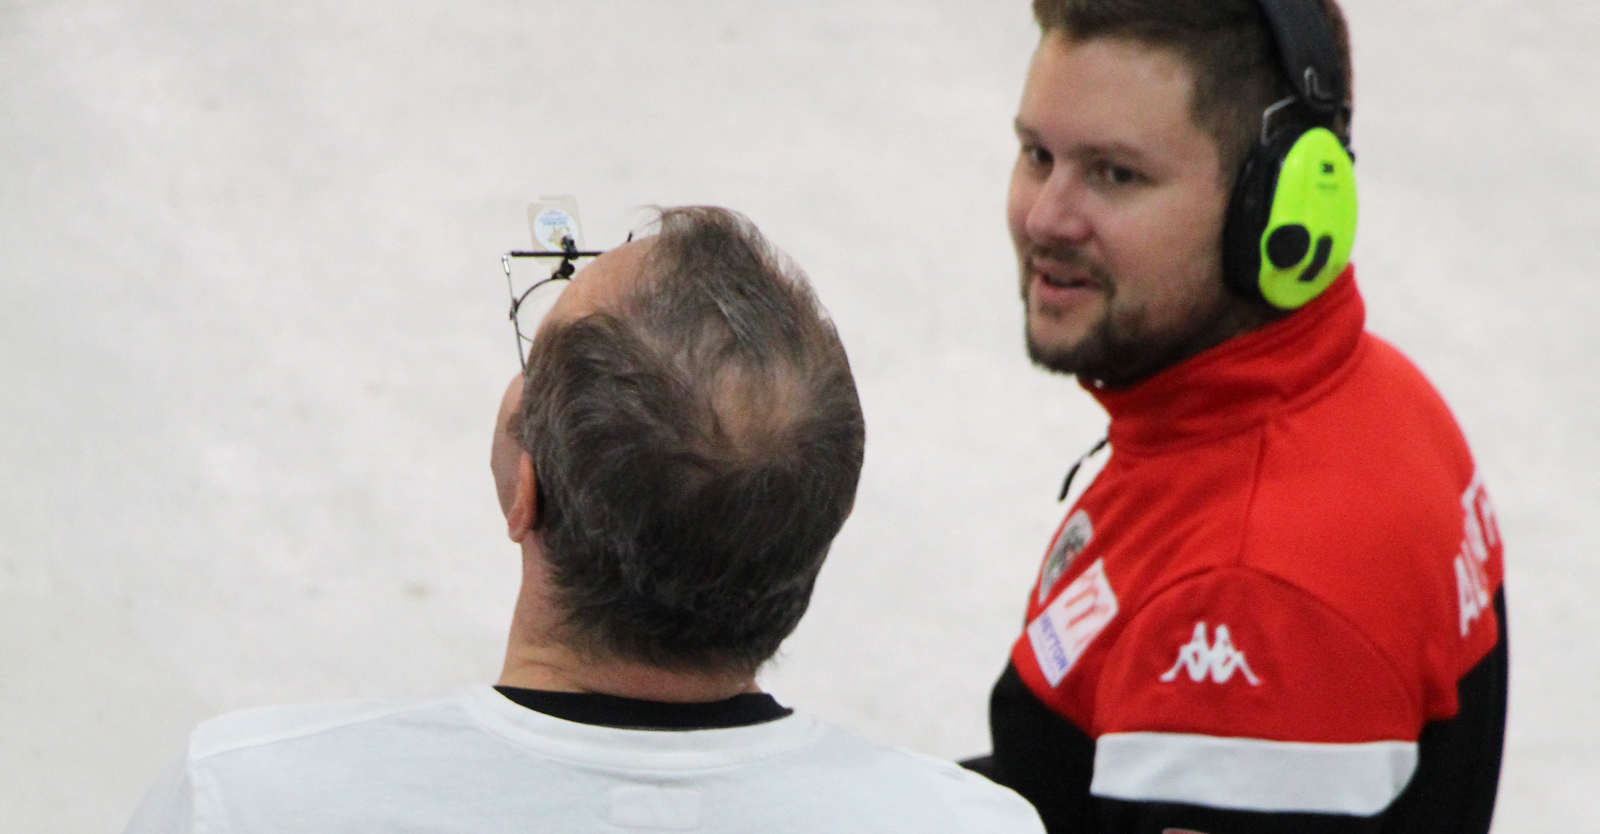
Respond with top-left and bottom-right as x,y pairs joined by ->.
1039,509 -> 1093,604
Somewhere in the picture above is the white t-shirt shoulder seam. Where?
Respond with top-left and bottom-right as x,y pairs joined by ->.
189,696 -> 445,760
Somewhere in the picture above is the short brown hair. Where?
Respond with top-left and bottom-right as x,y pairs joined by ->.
1032,0 -> 1351,177
518,206 -> 865,675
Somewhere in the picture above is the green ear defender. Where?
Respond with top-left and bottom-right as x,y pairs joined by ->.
1222,0 -> 1357,310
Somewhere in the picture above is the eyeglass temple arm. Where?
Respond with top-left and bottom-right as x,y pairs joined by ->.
503,237 -> 612,372
504,249 -> 605,258
507,235 -> 604,260
505,246 -> 603,281
503,235 -> 600,335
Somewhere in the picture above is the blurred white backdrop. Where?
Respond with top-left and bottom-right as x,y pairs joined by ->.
1,1 -> 1595,831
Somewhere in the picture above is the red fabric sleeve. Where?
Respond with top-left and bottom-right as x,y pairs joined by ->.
1094,567 -> 1423,744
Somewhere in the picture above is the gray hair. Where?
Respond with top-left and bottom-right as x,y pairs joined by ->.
517,206 -> 865,674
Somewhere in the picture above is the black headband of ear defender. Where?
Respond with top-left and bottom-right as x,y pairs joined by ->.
1255,0 -> 1348,122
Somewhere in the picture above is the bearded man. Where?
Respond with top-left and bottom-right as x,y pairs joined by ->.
973,3 -> 1508,833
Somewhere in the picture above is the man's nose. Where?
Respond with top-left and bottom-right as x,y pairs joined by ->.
1025,170 -> 1092,245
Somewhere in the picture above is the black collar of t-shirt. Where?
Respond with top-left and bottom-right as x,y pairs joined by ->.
494,686 -> 793,731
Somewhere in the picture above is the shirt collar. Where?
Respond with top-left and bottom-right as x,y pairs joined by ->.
1086,266 -> 1365,451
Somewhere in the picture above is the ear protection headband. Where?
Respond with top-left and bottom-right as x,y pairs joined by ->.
1221,0 -> 1357,310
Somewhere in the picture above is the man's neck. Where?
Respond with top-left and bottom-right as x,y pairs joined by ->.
497,644 -> 760,703
500,546 -> 760,703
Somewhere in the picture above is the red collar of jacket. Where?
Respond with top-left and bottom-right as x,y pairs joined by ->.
1085,266 -> 1365,451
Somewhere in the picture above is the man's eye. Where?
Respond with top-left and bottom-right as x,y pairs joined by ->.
1098,164 -> 1140,186
1022,144 -> 1052,166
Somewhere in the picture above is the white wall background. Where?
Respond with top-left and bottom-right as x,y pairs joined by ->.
1,1 -> 1594,830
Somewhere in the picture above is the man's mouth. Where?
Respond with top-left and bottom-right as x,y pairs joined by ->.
1038,269 -> 1093,290
1029,256 -> 1102,293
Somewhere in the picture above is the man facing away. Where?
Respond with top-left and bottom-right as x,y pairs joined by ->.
124,206 -> 1045,834
974,2 -> 1507,832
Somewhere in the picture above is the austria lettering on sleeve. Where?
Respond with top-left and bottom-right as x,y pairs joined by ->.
1454,474 -> 1500,637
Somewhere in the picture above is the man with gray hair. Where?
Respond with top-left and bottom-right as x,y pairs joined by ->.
124,206 -> 1044,834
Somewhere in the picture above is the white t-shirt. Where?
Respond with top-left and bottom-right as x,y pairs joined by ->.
124,686 -> 1044,833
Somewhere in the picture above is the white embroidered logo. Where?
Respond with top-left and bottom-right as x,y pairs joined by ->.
1158,622 -> 1261,685
1454,474 -> 1499,637
1027,559 -> 1119,687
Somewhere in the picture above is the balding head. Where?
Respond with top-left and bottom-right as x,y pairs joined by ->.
505,206 -> 864,675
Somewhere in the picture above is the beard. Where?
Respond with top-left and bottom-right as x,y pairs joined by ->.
1020,246 -> 1272,388
1027,302 -> 1164,387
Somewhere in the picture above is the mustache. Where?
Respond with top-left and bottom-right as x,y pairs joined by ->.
1022,245 -> 1111,288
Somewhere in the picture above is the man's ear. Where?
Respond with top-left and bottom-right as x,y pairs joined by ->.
506,451 -> 539,543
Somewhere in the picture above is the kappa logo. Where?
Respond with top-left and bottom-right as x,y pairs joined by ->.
1038,510 -> 1093,604
1158,622 -> 1261,686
